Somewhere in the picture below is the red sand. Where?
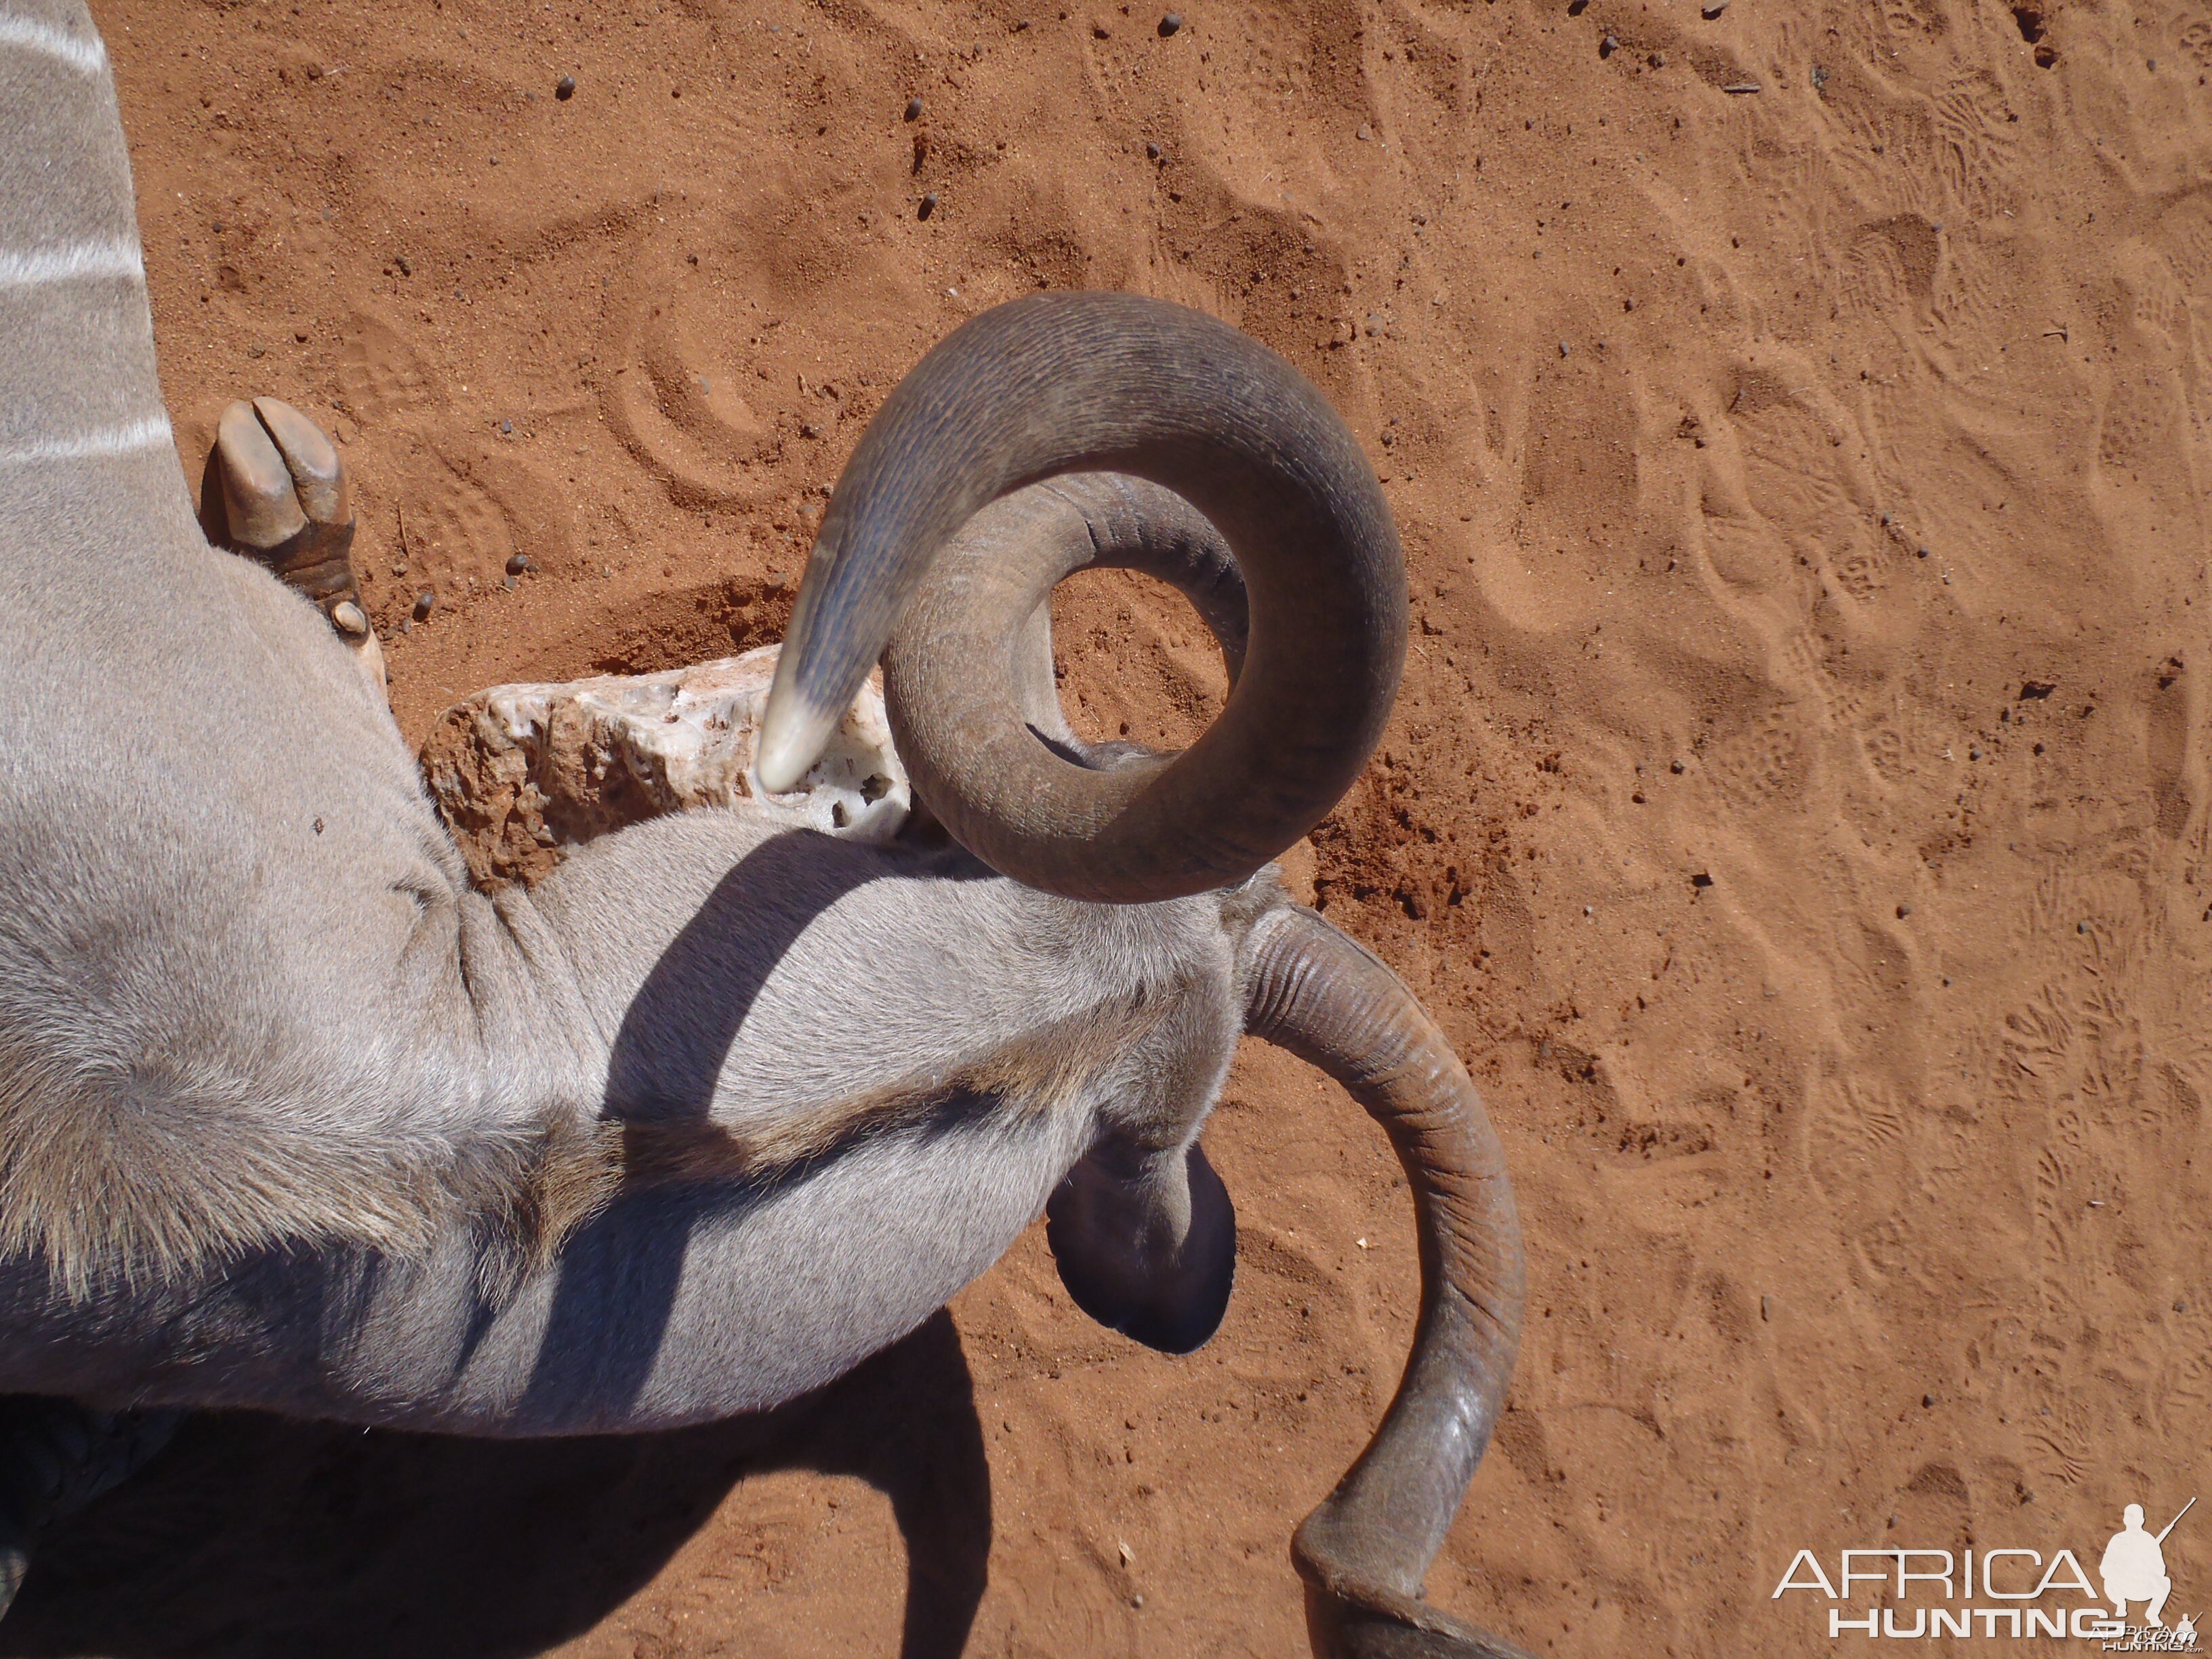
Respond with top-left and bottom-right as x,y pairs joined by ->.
11,1 -> 2210,1654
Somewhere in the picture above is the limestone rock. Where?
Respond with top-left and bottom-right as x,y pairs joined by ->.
419,644 -> 909,889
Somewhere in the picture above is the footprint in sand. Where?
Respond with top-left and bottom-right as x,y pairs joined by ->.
1822,69 -> 1946,224
2156,190 -> 2212,303
1481,321 -> 1642,634
2093,246 -> 2199,483
1929,71 -> 2021,224
2149,654 -> 2193,840
1704,703 -> 1811,816
1694,361 -> 1889,619
1836,230 -> 1917,336
378,445 -> 572,605
1737,403 -> 1885,602
338,314 -> 445,430
396,464 -> 516,595
1839,215 -> 1940,325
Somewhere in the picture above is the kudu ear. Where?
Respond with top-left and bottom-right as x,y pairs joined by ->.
1044,1138 -> 1236,1355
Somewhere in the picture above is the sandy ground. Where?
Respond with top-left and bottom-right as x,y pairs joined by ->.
7,0 -> 2211,1654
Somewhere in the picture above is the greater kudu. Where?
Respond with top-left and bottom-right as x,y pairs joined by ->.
0,5 -> 1530,1653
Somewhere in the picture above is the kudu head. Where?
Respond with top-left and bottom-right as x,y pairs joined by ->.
762,292 -> 1532,1659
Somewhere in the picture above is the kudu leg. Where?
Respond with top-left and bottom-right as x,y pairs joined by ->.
207,397 -> 386,699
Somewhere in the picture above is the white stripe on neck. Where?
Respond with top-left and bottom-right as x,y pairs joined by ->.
0,413 -> 172,466
0,241 -> 144,288
0,14 -> 107,75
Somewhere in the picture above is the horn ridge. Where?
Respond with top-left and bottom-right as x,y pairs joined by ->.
1242,905 -> 1533,1659
758,292 -> 1405,904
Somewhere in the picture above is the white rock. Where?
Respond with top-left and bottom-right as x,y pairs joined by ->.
419,643 -> 909,889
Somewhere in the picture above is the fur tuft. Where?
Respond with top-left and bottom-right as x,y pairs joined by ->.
0,1037 -> 537,1300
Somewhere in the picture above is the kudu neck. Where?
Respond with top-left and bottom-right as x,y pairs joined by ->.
0,4 -> 194,548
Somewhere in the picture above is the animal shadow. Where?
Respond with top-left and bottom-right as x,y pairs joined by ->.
0,1310 -> 989,1659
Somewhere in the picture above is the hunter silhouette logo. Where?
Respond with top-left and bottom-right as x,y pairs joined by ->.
2102,1499 -> 2190,1629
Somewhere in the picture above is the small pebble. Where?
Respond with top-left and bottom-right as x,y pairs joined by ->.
1723,80 -> 1761,94
1356,123 -> 1372,141
1702,0 -> 1727,14
1599,33 -> 1618,57
1896,903 -> 1912,918
555,75 -> 576,100
499,417 -> 513,435
1922,1394 -> 1935,1408
1669,758 -> 1685,774
1158,12 -> 1182,35
501,575 -> 517,592
1559,341 -> 1571,356
413,589 -> 436,621
1145,140 -> 1162,160
905,96 -> 924,121
505,553 -> 531,576
918,192 -> 938,220
1648,51 -> 1665,68
1132,1595 -> 1145,1609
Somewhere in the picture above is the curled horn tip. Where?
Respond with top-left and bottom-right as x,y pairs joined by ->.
754,691 -> 827,795
758,626 -> 848,793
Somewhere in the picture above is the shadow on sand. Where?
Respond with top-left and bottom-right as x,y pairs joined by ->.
0,1309 -> 989,1659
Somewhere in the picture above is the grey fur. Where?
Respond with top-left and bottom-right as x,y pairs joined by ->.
0,3 -> 1261,1428
0,14 -> 1532,1655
